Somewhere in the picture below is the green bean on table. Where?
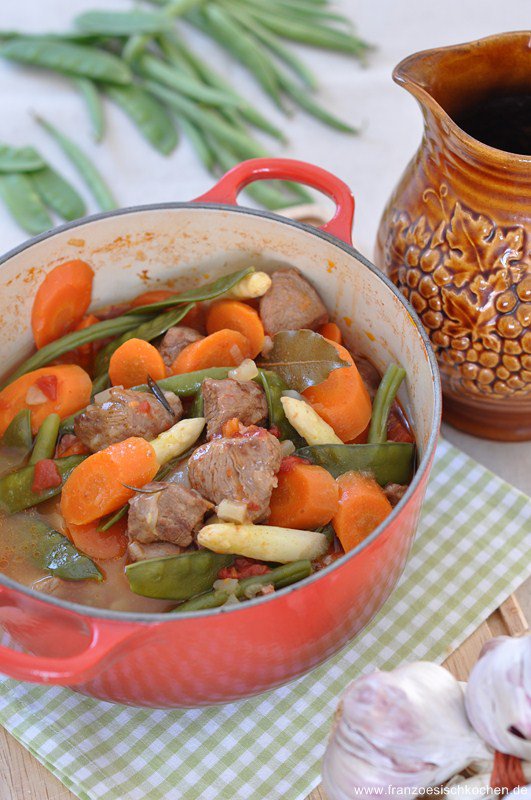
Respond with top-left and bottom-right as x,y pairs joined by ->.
35,115 -> 116,212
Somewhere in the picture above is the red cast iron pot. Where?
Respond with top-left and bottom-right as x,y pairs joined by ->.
0,159 -> 441,707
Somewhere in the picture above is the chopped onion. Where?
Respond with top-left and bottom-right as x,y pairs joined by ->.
94,386 -> 117,404
228,359 -> 258,382
25,384 -> 48,405
216,498 -> 249,524
280,440 -> 295,457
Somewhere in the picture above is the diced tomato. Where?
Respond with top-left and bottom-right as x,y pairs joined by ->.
218,557 -> 271,580
221,417 -> 240,438
137,400 -> 152,415
279,455 -> 310,473
269,424 -> 281,439
31,459 -> 62,493
36,375 -> 58,401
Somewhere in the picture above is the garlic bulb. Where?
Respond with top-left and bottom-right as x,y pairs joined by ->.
465,634 -> 531,760
323,662 -> 490,800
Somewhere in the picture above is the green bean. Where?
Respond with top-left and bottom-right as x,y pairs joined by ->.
75,10 -> 173,37
175,560 -> 313,611
29,413 -> 61,465
135,367 -> 232,396
1,314 -> 149,389
368,364 -> 407,445
190,388 -> 204,418
0,173 -> 53,234
219,1 -> 317,89
1,410 -> 32,454
146,80 -> 268,159
0,455 -> 85,514
105,83 -> 178,156
35,115 -> 116,212
126,267 -> 254,315
279,74 -> 359,133
159,32 -> 285,140
74,77 -> 105,142
196,6 -> 284,108
30,519 -> 102,581
0,38 -> 132,83
31,166 -> 87,221
0,144 -> 45,173
93,302 -> 195,381
179,117 -> 217,172
126,551 -> 235,600
139,54 -> 243,109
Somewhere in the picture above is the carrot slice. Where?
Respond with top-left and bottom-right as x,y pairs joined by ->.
0,365 -> 92,437
303,341 -> 372,442
60,437 -> 159,525
318,322 -> 342,344
332,471 -> 392,553
31,260 -> 94,349
268,461 -> 339,529
171,329 -> 252,374
131,289 -> 204,329
109,338 -> 166,388
206,300 -> 265,358
67,517 -> 128,561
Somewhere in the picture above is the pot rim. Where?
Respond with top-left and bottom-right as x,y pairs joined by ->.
0,201 -> 442,623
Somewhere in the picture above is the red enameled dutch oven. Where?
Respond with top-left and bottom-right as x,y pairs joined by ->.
0,159 -> 441,707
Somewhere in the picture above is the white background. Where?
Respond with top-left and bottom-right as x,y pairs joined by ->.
1,0 -> 530,257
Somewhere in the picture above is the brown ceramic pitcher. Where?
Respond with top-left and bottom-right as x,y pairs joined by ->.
376,32 -> 531,441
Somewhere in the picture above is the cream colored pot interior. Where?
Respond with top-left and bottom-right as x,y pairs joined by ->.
0,206 -> 437,456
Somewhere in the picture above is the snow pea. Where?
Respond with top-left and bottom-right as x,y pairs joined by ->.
0,38 -> 132,84
29,413 -> 60,465
0,173 -> 53,235
175,560 -> 313,612
0,144 -> 45,173
75,10 -> 173,36
35,115 -> 116,212
139,54 -> 243,109
1,410 -> 32,454
31,165 -> 86,221
137,367 -> 232,396
295,443 -> 415,486
0,455 -> 86,514
30,519 -> 102,582
126,266 -> 254,316
126,551 -> 235,600
74,77 -> 105,142
104,83 -> 178,155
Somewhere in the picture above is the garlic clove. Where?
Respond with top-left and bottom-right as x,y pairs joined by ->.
465,634 -> 531,761
323,662 -> 490,800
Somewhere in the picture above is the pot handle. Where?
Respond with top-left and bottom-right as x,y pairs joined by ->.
0,605 -> 138,686
193,157 -> 355,245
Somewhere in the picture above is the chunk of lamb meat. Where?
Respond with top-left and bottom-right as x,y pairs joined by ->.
202,378 -> 268,439
75,388 -> 182,452
259,268 -> 328,335
159,326 -> 203,368
127,482 -> 213,546
127,541 -> 185,562
188,425 -> 282,522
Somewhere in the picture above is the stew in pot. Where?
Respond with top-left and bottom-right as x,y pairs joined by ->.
0,261 -> 415,612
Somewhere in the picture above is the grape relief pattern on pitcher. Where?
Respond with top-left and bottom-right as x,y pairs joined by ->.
383,184 -> 531,398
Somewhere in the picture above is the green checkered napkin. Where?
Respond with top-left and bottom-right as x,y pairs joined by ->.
0,437 -> 529,800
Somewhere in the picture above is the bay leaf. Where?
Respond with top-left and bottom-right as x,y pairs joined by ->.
258,330 -> 349,392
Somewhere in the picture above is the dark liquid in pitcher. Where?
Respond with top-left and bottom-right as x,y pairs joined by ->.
455,93 -> 531,155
